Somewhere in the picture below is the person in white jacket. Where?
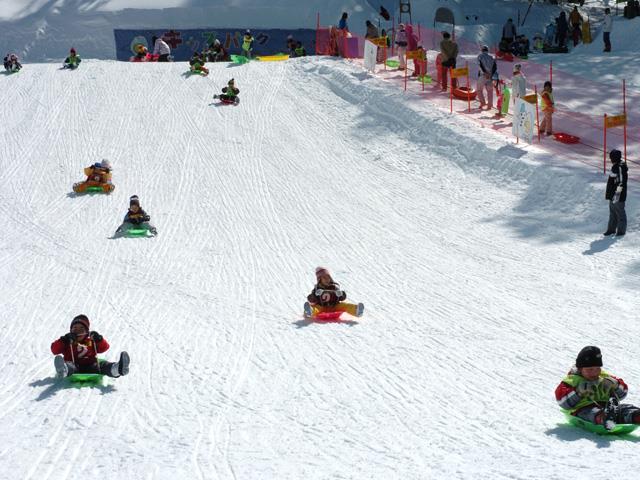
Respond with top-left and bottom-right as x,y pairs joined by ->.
511,64 -> 527,101
395,23 -> 408,70
152,35 -> 171,62
603,8 -> 612,52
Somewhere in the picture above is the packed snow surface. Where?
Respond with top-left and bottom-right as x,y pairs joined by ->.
1,57 -> 640,479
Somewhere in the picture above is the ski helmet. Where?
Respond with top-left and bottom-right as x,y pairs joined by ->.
129,195 -> 140,206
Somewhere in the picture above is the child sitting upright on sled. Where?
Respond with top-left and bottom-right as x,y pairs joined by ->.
63,48 -> 81,69
304,267 -> 364,318
84,159 -> 112,184
189,51 -> 209,75
51,314 -> 130,379
3,53 -> 22,72
115,195 -> 157,236
555,346 -> 640,430
218,78 -> 239,102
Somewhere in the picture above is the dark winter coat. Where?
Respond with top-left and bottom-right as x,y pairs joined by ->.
556,14 -> 568,35
307,282 -> 347,307
51,335 -> 109,367
502,21 -> 517,40
124,208 -> 150,225
222,86 -> 240,98
606,161 -> 628,203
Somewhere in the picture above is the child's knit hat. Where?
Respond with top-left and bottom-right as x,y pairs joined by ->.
315,266 -> 331,280
576,346 -> 603,368
129,195 -> 140,206
70,314 -> 90,332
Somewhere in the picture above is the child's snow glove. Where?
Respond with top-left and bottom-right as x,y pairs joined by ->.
600,376 -> 619,393
60,332 -> 77,344
577,380 -> 599,398
90,331 -> 103,343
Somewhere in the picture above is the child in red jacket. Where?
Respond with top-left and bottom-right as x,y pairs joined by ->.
51,314 -> 130,378
304,267 -> 364,318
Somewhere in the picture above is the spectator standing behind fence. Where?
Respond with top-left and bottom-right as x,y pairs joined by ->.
502,18 -> 517,48
365,20 -> 379,39
406,24 -> 420,77
511,64 -> 526,101
439,31 -> 459,91
476,45 -> 497,109
603,8 -> 612,52
556,11 -> 568,48
603,149 -> 628,237
569,7 -> 583,47
395,23 -> 408,70
539,81 -> 554,136
338,12 -> 349,32
545,21 -> 557,48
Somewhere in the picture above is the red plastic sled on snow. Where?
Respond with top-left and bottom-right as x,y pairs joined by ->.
553,132 -> 580,144
130,54 -> 159,63
496,51 -> 514,62
452,86 -> 477,101
313,311 -> 344,321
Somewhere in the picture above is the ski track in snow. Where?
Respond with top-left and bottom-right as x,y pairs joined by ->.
1,58 -> 640,479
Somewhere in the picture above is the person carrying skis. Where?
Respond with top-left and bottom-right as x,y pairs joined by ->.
51,314 -> 130,379
115,195 -> 157,236
152,35 -> 171,62
603,149 -> 628,237
242,30 -> 254,59
303,267 -> 364,318
63,48 -> 81,69
4,53 -> 22,72
556,346 -> 640,430
539,81 -> 554,136
476,45 -> 497,109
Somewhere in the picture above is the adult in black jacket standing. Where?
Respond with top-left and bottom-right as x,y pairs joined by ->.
604,149 -> 628,237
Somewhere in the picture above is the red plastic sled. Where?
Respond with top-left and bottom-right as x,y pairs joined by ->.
496,51 -> 514,62
553,132 -> 580,144
452,86 -> 477,101
313,311 -> 343,321
220,97 -> 239,105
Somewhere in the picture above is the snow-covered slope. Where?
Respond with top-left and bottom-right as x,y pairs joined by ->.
1,58 -> 640,479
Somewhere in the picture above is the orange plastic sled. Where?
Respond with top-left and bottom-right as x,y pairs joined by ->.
73,181 -> 115,194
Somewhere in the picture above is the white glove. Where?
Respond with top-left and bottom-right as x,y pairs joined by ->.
315,289 -> 324,296
335,290 -> 343,298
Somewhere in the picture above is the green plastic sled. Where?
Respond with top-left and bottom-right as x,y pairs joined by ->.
385,59 -> 399,68
69,358 -> 105,384
563,411 -> 639,435
230,54 -> 249,64
126,227 -> 150,237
